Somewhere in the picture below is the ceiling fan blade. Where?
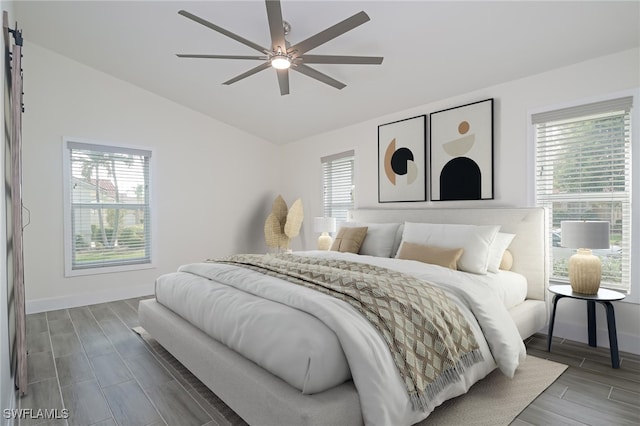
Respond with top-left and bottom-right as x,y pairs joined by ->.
178,10 -> 268,54
265,0 -> 287,53
288,11 -> 370,56
293,64 -> 346,90
223,62 -> 272,85
300,54 -> 383,65
177,54 -> 266,60
276,68 -> 290,96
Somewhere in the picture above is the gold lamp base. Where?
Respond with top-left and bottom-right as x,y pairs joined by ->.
317,232 -> 333,250
568,248 -> 601,295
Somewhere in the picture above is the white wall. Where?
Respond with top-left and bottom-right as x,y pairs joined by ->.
280,48 -> 640,354
20,42 -> 281,312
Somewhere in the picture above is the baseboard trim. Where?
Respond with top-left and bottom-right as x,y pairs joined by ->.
25,283 -> 154,314
541,320 -> 640,355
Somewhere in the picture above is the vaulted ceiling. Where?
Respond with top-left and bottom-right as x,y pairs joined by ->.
12,1 -> 640,144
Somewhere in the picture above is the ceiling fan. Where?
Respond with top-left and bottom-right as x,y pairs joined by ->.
176,0 -> 383,96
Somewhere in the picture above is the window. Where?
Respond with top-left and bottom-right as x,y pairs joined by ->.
321,150 -> 355,224
63,140 -> 153,276
533,96 -> 633,292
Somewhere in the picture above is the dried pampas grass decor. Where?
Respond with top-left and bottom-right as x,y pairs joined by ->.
264,195 -> 304,250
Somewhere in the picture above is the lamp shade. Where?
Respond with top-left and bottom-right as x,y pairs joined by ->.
560,221 -> 610,249
313,217 -> 336,234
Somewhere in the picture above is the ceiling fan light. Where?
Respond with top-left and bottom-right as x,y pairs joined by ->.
271,55 -> 291,70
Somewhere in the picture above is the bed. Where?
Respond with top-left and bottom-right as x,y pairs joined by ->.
139,207 -> 548,426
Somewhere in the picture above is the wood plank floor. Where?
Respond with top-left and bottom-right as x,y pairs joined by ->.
518,333 -> 640,425
20,297 -> 640,426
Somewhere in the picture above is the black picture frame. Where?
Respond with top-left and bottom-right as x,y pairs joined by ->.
378,115 -> 427,203
429,99 -> 494,201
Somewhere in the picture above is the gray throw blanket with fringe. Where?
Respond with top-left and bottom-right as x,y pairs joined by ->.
210,253 -> 484,411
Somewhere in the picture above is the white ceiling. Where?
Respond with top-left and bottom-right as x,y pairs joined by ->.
11,1 -> 640,144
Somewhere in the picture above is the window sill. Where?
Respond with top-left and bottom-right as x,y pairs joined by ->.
64,262 -> 156,277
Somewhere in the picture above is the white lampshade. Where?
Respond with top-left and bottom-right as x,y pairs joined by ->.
313,217 -> 336,234
560,221 -> 610,249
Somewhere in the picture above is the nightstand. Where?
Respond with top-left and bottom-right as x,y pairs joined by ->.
547,284 -> 625,368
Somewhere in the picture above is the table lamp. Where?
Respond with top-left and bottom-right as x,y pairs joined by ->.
560,220 -> 610,295
314,217 -> 336,250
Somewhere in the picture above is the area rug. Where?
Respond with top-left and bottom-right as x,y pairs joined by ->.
133,327 -> 567,426
415,354 -> 567,425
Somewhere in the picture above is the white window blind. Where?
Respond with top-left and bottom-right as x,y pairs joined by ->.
322,150 -> 355,224
64,141 -> 152,274
533,96 -> 633,292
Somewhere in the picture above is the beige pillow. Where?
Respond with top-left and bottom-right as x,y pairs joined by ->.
330,227 -> 368,253
399,222 -> 499,274
397,242 -> 464,270
499,249 -> 513,271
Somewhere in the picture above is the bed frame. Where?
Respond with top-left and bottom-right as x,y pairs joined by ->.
139,207 -> 548,426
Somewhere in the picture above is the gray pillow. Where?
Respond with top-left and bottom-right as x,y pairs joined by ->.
341,222 -> 401,257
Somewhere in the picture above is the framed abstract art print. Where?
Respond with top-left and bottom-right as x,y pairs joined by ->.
430,99 -> 494,201
378,115 -> 427,203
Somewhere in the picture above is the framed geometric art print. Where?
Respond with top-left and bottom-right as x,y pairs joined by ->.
430,99 -> 494,201
378,115 -> 427,203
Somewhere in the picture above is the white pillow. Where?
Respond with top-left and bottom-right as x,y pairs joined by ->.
487,232 -> 516,273
341,222 -> 401,257
398,222 -> 500,274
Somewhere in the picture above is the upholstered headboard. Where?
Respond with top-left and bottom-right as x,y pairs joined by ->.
348,208 -> 548,301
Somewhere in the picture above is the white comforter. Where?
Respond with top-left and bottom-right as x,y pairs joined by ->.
156,251 -> 526,426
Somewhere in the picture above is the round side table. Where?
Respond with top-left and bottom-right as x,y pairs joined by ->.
547,284 -> 625,368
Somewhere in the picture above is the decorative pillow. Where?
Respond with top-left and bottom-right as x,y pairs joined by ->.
398,222 -> 500,274
341,222 -> 400,257
330,227 -> 368,253
396,242 -> 463,270
500,250 -> 514,271
487,232 -> 515,273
